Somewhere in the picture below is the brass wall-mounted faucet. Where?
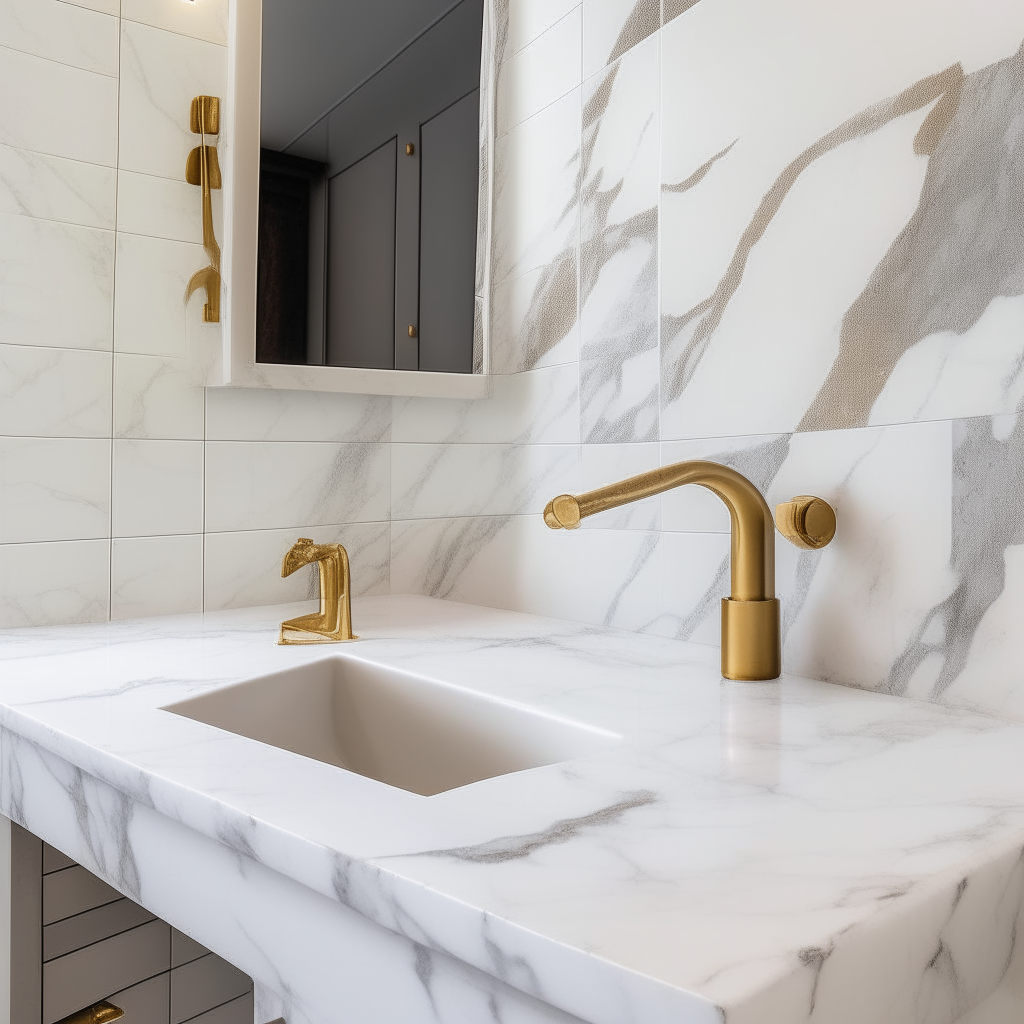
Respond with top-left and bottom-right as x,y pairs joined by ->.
543,462 -> 835,680
278,538 -> 358,645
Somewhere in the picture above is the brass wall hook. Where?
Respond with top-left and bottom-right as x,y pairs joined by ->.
184,94 -> 222,323
279,538 -> 358,645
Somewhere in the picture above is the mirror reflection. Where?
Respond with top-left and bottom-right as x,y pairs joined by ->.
257,0 -> 485,373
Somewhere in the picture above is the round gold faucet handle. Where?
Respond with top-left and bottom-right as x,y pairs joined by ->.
775,495 -> 836,550
543,495 -> 582,530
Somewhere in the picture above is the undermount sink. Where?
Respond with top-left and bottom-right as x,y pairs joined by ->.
164,657 -> 617,796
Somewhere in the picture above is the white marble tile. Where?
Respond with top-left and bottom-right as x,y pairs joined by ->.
580,33 -> 659,443
113,354 -> 205,441
0,143 -> 115,229
61,0 -> 119,14
0,0 -> 118,76
392,444 -> 580,521
583,0 -> 659,78
205,388 -> 391,443
392,364 -> 580,445
116,169 -> 212,244
0,46 -> 117,165
204,442 -> 390,534
0,345 -> 112,438
577,442 -> 661,530
492,87 -> 580,287
121,0 -> 229,46
113,232 -> 205,358
203,522 -> 389,611
112,439 -> 204,538
110,534 -> 203,620
118,21 -> 227,181
489,260 -> 580,375
0,212 -> 114,351
506,0 -> 580,59
0,538 -> 108,627
0,437 -> 110,543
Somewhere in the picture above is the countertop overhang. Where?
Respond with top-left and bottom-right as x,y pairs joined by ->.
2,595 -> 1023,1024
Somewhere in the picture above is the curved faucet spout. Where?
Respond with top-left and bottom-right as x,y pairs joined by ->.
279,538 -> 357,645
544,461 -> 774,602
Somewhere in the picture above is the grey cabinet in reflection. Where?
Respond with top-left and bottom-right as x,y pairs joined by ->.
9,824 -> 254,1024
257,0 -> 484,373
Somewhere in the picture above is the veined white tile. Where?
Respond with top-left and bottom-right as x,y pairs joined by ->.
0,538 -> 109,627
489,260 -> 580,375
118,21 -> 227,181
662,0 -> 704,22
390,513 -> 667,633
116,170 -> 213,244
391,444 -> 580,520
0,46 -> 117,165
112,439 -> 204,538
506,0 -> 580,59
205,388 -> 391,443
114,232 -> 205,358
0,213 -> 114,351
492,86 -> 580,287
60,0 -> 119,14
0,143 -> 116,229
583,0 -> 659,78
113,354 -> 205,440
392,363 -> 579,445
121,0 -> 229,46
0,0 -> 118,76
110,534 -> 203,619
496,8 -> 581,137
204,522 -> 389,612
204,442 -> 390,534
577,442 -> 661,530
0,345 -> 112,438
0,437 -> 110,543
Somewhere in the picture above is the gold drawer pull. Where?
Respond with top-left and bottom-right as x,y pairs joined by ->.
57,1001 -> 124,1024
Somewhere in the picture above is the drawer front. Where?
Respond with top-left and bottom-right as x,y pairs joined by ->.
185,992 -> 254,1024
43,919 -> 171,1024
109,973 -> 170,1024
170,954 -> 251,1024
44,897 -> 156,961
43,865 -> 122,924
171,927 -> 211,968
42,843 -> 76,874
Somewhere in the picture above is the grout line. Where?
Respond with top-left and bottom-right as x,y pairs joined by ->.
0,39 -> 118,81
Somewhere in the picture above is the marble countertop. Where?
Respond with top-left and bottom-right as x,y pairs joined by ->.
2,595 -> 1024,1024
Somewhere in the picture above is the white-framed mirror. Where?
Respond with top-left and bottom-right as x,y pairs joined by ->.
217,0 -> 496,397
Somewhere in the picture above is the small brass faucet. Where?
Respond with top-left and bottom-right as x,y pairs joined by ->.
278,538 -> 358,645
543,462 -> 835,680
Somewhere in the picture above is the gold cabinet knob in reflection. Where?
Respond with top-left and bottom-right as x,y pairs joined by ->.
775,495 -> 836,550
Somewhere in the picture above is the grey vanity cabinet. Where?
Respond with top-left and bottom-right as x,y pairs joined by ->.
11,824 -> 253,1024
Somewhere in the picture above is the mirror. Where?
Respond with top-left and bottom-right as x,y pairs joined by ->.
258,0 -> 483,373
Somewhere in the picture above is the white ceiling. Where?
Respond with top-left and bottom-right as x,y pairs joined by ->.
261,0 -> 459,150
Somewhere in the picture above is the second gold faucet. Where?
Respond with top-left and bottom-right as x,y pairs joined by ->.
543,461 -> 835,681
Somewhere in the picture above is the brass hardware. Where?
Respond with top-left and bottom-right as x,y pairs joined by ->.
57,1001 -> 124,1024
406,142 -> 415,155
543,461 -> 835,681
184,94 -> 222,323
279,538 -> 358,645
775,495 -> 836,550
407,324 -> 417,338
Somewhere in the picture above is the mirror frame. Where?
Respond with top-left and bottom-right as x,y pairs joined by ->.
217,0 -> 496,397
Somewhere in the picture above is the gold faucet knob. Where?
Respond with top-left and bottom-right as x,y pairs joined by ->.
775,495 -> 836,550
543,495 -> 582,530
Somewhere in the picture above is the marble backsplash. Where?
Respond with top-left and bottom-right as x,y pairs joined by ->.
3,0 -> 1024,723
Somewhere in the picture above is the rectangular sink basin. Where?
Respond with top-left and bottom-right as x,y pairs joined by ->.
164,657 -> 616,796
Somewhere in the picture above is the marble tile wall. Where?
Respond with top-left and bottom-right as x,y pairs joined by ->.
5,0 -> 1024,725
0,0 -> 392,626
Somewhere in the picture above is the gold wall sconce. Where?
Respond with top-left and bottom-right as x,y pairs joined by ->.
278,538 -> 358,645
184,94 -> 222,323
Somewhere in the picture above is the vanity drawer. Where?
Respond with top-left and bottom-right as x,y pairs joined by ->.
43,865 -> 122,924
109,973 -> 170,1024
42,843 -> 76,874
43,918 -> 171,1024
171,927 -> 211,968
185,993 -> 254,1024
170,954 -> 251,1024
44,897 -> 157,961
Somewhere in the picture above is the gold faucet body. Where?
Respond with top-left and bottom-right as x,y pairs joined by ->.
543,461 -> 835,681
278,538 -> 358,645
